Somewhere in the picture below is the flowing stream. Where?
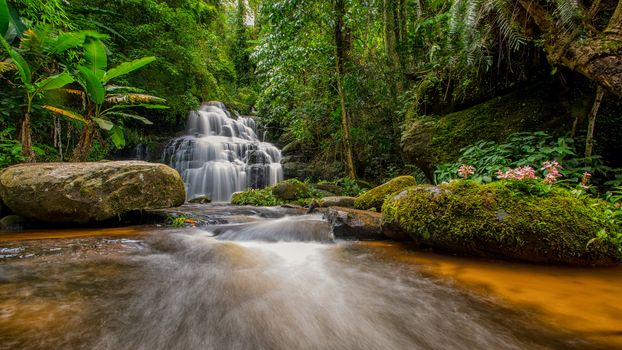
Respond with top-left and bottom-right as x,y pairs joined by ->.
0,205 -> 618,349
162,102 -> 283,202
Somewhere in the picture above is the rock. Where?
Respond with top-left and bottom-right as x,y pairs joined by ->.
0,161 -> 185,224
271,179 -> 312,201
0,215 -> 25,232
319,196 -> 356,208
400,82 -> 575,181
324,206 -> 385,240
314,183 -> 344,195
188,195 -> 211,204
354,176 -> 417,210
382,181 -> 621,266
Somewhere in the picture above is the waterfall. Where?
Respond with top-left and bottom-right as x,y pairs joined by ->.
162,102 -> 283,202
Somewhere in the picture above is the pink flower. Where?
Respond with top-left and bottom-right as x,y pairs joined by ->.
580,172 -> 592,189
541,160 -> 563,184
458,165 -> 475,179
496,166 -> 537,180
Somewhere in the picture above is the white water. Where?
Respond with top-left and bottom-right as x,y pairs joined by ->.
162,102 -> 283,202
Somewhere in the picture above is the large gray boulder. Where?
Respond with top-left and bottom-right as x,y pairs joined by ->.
0,161 -> 185,223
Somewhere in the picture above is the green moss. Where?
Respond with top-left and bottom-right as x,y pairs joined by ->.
401,82 -> 576,177
382,180 -> 621,265
271,179 -> 314,201
230,188 -> 283,206
355,176 -> 417,210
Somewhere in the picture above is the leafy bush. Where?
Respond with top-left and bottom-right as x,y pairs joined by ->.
435,132 -> 610,188
230,188 -> 283,206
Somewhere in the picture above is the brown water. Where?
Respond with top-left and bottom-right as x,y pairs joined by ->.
0,208 -> 618,349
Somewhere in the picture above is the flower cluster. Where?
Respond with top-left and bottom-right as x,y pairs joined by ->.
541,160 -> 563,184
496,166 -> 537,180
581,172 -> 592,189
458,164 -> 475,179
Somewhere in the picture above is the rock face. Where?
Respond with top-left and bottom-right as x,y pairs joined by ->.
0,161 -> 185,223
324,206 -> 385,240
319,196 -> 356,208
354,176 -> 417,210
382,181 -> 621,266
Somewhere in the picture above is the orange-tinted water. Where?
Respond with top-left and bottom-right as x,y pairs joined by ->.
362,241 -> 622,348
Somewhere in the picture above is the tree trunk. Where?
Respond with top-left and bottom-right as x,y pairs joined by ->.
585,86 -> 605,159
72,121 -> 95,162
334,0 -> 356,179
516,0 -> 622,97
383,0 -> 403,95
19,112 -> 34,161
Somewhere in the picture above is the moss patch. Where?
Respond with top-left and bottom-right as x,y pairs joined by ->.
382,180 -> 621,265
271,179 -> 314,201
355,176 -> 417,210
231,188 -> 283,206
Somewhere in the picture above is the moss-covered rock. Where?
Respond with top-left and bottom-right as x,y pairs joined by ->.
230,188 -> 282,206
382,180 -> 621,265
188,195 -> 211,204
354,176 -> 417,210
0,161 -> 186,224
319,196 -> 356,208
271,179 -> 313,201
401,83 -> 576,180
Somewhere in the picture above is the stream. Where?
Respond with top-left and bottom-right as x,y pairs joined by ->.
0,205 -> 619,349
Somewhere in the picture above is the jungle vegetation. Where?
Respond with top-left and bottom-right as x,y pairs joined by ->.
2,0 -> 622,194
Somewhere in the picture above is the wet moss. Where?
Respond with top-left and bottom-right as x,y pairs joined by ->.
381,180 -> 621,265
271,179 -> 314,201
354,176 -> 417,210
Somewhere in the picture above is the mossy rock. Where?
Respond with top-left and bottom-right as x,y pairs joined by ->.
314,183 -> 344,196
271,179 -> 313,201
0,161 -> 185,224
381,180 -> 621,266
354,176 -> 417,210
400,82 -> 576,180
230,188 -> 282,206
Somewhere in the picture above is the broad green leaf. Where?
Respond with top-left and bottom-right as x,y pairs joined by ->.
0,0 -> 8,36
7,48 -> 31,85
83,37 -> 107,78
36,72 -> 74,90
52,32 -> 86,53
93,117 -> 114,130
108,125 -> 125,149
111,103 -> 169,110
107,111 -> 153,125
103,56 -> 155,83
77,65 -> 105,105
42,105 -> 87,123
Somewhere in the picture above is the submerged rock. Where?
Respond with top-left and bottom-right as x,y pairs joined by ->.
0,161 -> 185,224
382,181 -> 621,266
0,215 -> 25,232
188,195 -> 211,204
325,206 -> 385,240
354,176 -> 417,210
319,196 -> 356,208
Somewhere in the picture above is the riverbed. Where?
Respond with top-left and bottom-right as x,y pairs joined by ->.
0,206 -> 619,349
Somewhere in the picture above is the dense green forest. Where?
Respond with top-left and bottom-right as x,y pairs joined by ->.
2,0 -> 622,191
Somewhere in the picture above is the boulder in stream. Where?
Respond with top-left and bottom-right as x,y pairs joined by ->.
325,206 -> 386,240
0,161 -> 185,224
319,196 -> 356,208
382,181 -> 622,266
354,176 -> 417,210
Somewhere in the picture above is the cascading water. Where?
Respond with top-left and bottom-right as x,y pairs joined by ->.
162,102 -> 283,202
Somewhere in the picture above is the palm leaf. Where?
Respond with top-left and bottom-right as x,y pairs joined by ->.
0,0 -> 9,36
77,65 -> 105,105
52,32 -> 86,53
106,93 -> 165,104
102,56 -> 155,83
43,105 -> 87,123
7,48 -> 31,86
93,117 -> 114,130
105,85 -> 145,93
36,71 -> 74,90
107,111 -> 153,125
83,37 -> 107,78
110,103 -> 169,110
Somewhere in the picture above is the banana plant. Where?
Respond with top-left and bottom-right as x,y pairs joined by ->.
43,35 -> 167,161
1,10 -> 78,160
